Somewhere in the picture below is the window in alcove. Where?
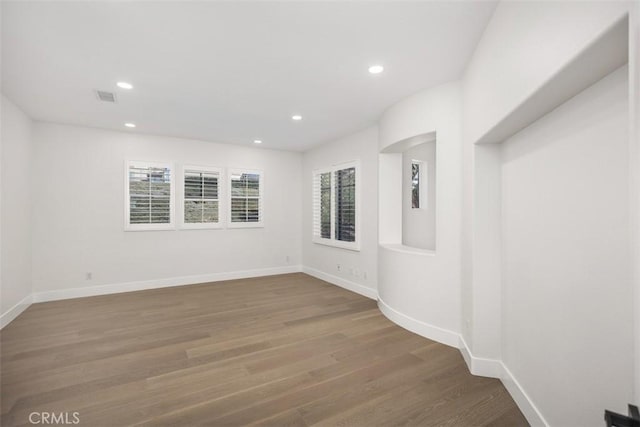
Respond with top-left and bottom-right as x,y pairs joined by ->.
411,160 -> 427,209
402,142 -> 435,250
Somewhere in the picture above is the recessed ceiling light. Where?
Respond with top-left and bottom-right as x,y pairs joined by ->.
254,140 -> 263,144
117,81 -> 134,90
291,115 -> 302,121
368,65 -> 384,74
124,123 -> 136,128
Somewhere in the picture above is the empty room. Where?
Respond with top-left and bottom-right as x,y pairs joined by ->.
1,1 -> 639,426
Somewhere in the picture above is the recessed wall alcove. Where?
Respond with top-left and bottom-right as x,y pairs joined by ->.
376,81 -> 463,349
463,14 -> 633,427
380,131 -> 437,252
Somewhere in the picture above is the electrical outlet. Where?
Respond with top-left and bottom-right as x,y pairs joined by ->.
86,272 -> 92,280
337,264 -> 341,272
285,255 -> 290,264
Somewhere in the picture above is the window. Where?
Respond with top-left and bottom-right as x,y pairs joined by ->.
182,166 -> 221,229
318,172 -> 331,238
312,161 -> 359,250
125,161 -> 175,231
229,169 -> 263,227
411,160 -> 427,209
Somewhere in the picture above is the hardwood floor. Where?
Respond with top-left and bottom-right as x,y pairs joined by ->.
0,273 -> 528,426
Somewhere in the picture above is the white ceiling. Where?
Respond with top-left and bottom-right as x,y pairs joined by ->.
2,1 -> 497,151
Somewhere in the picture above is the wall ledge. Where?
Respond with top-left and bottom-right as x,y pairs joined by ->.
474,13 -> 628,145
379,243 -> 436,256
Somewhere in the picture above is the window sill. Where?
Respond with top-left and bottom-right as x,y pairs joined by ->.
180,223 -> 223,230
379,243 -> 435,256
313,237 -> 360,252
228,222 -> 264,229
125,224 -> 176,232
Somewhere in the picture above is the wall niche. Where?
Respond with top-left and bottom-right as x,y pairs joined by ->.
379,131 -> 436,252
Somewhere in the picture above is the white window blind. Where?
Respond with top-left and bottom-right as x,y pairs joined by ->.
313,171 -> 332,239
125,161 -> 175,231
229,169 -> 263,227
334,166 -> 356,242
312,161 -> 359,250
182,166 -> 221,228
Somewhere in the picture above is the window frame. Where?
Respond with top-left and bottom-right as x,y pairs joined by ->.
312,160 -> 360,251
179,165 -> 224,230
227,168 -> 264,229
411,159 -> 428,210
124,160 -> 175,231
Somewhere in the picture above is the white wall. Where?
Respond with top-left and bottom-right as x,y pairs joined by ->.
1,95 -> 33,324
2,0 -> 638,419
402,141 -> 436,250
630,0 -> 640,404
301,126 -> 378,297
502,66 -> 632,426
461,0 -> 635,382
459,2 -> 638,423
469,143 -> 503,360
463,1 -> 630,146
31,123 -> 302,296
377,82 -> 462,341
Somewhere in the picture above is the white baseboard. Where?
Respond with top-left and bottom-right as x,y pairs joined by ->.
501,364 -> 549,427
458,336 -> 503,378
32,265 -> 303,303
302,266 -> 378,300
377,296 -> 460,348
13,263 -> 547,427
458,336 -> 547,426
376,298 -> 545,427
0,293 -> 33,329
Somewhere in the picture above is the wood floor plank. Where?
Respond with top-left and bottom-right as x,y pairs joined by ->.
0,273 -> 528,426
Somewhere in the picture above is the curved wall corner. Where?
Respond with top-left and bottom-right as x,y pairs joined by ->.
377,82 -> 463,343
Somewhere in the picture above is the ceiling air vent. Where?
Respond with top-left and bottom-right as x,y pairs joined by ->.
95,90 -> 117,103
